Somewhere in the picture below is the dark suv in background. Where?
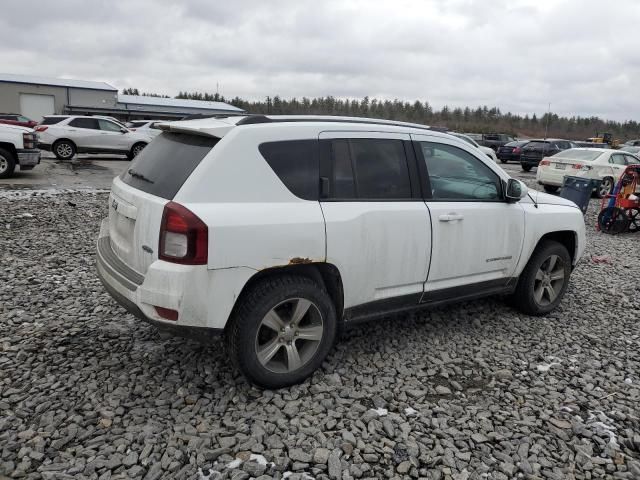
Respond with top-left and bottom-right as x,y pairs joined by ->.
496,140 -> 530,163
520,139 -> 573,171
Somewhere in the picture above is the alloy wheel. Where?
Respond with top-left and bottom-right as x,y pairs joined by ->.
57,143 -> 73,158
254,297 -> 324,374
0,156 -> 7,174
133,144 -> 145,156
599,178 -> 613,197
533,254 -> 565,306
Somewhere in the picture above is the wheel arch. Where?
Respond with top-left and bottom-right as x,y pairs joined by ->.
53,138 -> 77,149
535,230 -> 577,265
0,142 -> 18,159
226,262 -> 344,332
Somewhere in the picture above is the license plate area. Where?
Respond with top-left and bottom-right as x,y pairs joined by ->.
554,163 -> 566,170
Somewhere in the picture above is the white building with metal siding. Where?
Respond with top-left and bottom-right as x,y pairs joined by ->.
0,73 -> 245,121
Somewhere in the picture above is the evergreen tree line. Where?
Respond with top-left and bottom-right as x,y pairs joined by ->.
123,89 -> 640,140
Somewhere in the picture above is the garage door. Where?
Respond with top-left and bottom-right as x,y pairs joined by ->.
19,93 -> 55,122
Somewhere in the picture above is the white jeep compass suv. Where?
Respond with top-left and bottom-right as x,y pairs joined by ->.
97,115 -> 586,388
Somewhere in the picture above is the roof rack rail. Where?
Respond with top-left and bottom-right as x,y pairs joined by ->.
235,115 -> 438,132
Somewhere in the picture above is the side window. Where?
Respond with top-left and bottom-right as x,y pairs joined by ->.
625,155 -> 639,165
325,138 -> 412,200
348,139 -> 411,199
419,141 -> 501,201
98,119 -> 123,132
259,140 -> 319,200
610,154 -> 626,165
330,139 -> 356,198
69,118 -> 99,129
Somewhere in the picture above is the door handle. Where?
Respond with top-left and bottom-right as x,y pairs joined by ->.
439,213 -> 464,222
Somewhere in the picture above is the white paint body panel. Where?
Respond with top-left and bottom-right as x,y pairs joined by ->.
96,116 -> 586,332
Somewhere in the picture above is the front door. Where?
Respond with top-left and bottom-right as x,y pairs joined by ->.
318,131 -> 432,318
411,134 -> 525,296
97,119 -> 130,152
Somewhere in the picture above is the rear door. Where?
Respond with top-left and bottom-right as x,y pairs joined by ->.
109,132 -> 219,274
318,131 -> 431,317
411,134 -> 525,294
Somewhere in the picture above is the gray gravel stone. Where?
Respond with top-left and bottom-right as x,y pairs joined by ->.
1,186 -> 638,480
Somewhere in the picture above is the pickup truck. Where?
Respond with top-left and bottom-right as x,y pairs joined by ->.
478,133 -> 516,151
0,123 -> 41,179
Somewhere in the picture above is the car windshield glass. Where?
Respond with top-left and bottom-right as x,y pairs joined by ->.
120,132 -> 219,199
451,133 -> 478,147
41,117 -> 67,125
555,150 -> 603,161
620,146 -> 640,154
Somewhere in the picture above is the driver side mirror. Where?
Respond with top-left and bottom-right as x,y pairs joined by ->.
505,178 -> 528,202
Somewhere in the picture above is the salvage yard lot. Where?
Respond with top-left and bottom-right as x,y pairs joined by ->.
1,161 -> 640,479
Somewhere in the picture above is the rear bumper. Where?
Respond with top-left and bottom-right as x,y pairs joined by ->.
536,168 -> 567,187
96,220 -> 223,341
17,149 -> 41,167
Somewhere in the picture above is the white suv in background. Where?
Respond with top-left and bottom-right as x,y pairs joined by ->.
36,115 -> 154,160
97,115 -> 586,388
126,120 -> 165,137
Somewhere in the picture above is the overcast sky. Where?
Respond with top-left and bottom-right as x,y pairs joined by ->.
1,0 -> 639,121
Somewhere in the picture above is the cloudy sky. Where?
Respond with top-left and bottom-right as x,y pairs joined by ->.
1,0 -> 639,121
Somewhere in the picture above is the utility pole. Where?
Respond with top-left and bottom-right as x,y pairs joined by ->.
544,102 -> 551,140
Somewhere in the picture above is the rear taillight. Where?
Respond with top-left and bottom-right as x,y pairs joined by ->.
513,147 -> 521,154
159,201 -> 208,265
22,133 -> 36,149
35,125 -> 48,132
154,306 -> 178,321
540,160 -> 550,166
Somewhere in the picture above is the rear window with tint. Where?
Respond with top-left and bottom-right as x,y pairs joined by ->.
556,150 -> 603,161
40,117 -> 67,125
259,140 -> 319,200
121,132 -> 219,199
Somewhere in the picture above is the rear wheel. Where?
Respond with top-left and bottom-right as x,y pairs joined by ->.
127,142 -> 147,160
598,207 -> 629,234
53,140 -> 76,160
509,240 -> 571,315
0,148 -> 16,179
226,275 -> 337,389
500,158 -> 508,164
596,177 -> 614,198
543,185 -> 559,194
521,164 -> 532,172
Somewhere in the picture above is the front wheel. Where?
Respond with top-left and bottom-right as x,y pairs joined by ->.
0,147 -> 16,179
543,185 -> 559,194
509,240 -> 571,315
500,158 -> 508,164
226,275 -> 337,389
521,164 -> 532,172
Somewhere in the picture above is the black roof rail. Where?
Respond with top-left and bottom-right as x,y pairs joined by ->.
235,115 -> 440,132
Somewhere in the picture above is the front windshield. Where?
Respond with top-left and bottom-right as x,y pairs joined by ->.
554,149 -> 603,161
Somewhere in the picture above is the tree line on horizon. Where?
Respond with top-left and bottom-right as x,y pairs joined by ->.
122,88 -> 640,140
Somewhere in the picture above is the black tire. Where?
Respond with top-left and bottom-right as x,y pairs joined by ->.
500,158 -> 508,164
53,139 -> 76,160
596,177 -> 614,199
509,240 -> 571,316
226,275 -> 337,389
0,147 -> 16,179
521,164 -> 532,172
543,185 -> 559,194
127,142 -> 147,160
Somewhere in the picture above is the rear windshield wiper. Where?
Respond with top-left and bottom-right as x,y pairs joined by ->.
127,168 -> 154,184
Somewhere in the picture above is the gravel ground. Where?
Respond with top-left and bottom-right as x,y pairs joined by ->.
1,185 -> 640,480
